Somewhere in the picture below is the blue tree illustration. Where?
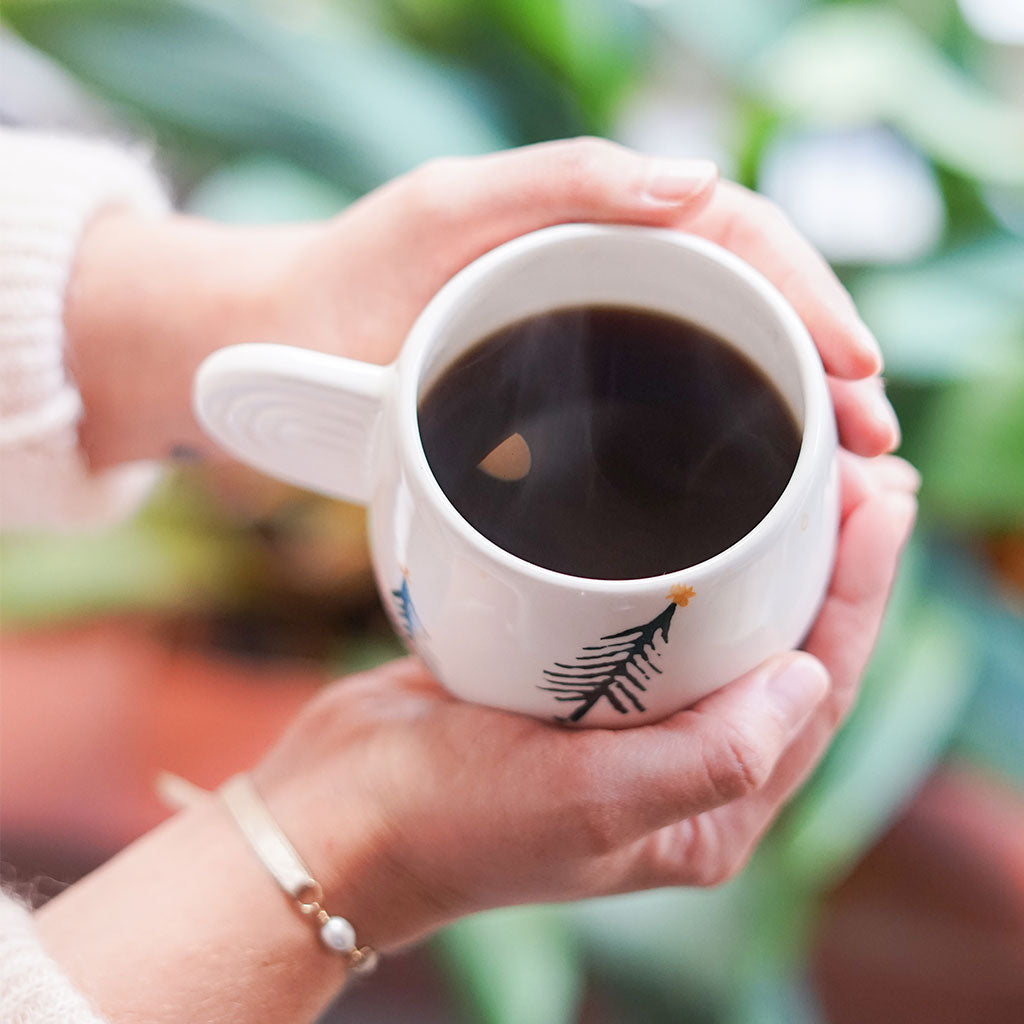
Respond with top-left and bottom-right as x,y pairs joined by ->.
390,574 -> 422,641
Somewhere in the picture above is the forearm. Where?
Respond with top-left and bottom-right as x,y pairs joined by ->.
34,797 -> 348,1024
31,724 -> 450,1024
64,212 -> 318,470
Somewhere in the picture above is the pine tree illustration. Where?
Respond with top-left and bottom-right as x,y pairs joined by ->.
540,584 -> 695,723
390,574 -> 422,641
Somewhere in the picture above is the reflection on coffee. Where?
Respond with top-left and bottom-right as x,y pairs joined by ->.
418,305 -> 801,580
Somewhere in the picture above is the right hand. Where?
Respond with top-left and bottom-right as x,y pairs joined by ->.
253,451 -> 918,952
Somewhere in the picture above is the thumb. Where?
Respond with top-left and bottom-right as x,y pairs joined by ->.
682,652 -> 832,807
585,652 -> 831,846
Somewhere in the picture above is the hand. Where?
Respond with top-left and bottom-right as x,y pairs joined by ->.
34,453 -> 916,1024
39,139 -> 914,1024
284,138 -> 896,458
253,452 -> 919,952
67,138 -> 898,469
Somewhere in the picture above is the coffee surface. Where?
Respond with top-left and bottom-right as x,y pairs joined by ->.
418,306 -> 801,579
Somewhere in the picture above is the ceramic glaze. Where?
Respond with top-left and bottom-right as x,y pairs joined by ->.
195,225 -> 839,727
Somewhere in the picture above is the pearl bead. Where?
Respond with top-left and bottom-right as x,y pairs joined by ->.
319,915 -> 356,954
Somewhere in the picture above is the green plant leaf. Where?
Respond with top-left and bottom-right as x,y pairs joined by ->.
915,373 -> 1024,529
773,548 -> 978,890
754,6 -> 1024,186
0,468 -> 283,626
379,0 -> 593,142
849,236 -> 1024,382
725,975 -> 821,1024
385,0 -> 649,106
568,883 -> 754,1018
650,0 -> 806,72
927,543 -> 1024,787
0,513 -> 253,625
950,615 -> 1024,786
5,0 -> 506,195
434,906 -> 584,1024
330,630 -> 407,677
482,0 -> 646,129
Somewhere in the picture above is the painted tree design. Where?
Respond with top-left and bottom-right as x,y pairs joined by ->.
540,584 -> 695,723
390,573 -> 422,641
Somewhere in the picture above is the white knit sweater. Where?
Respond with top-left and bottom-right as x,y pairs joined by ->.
1,127 -> 170,1024
0,127 -> 166,530
0,897 -> 108,1024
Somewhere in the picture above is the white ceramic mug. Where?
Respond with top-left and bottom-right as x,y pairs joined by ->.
194,224 -> 839,727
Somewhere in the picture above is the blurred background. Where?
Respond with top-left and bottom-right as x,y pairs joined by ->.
1,0 -> 1022,1021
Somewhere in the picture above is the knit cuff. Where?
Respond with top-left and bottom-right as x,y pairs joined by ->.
0,128 -> 169,531
0,893 -> 109,1024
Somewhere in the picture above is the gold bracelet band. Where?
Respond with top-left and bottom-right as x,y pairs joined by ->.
220,773 -> 379,975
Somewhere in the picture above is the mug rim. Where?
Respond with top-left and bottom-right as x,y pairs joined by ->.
394,223 -> 833,592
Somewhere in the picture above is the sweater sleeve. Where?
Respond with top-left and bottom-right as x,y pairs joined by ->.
0,892 -> 109,1024
0,128 -> 169,531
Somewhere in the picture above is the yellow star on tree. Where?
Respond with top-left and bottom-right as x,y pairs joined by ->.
667,583 -> 696,607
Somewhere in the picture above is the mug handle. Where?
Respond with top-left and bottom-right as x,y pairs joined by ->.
193,343 -> 391,505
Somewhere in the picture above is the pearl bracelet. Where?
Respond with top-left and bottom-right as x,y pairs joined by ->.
219,773 -> 379,975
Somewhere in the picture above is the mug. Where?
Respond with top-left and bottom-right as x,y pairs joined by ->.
194,224 -> 839,727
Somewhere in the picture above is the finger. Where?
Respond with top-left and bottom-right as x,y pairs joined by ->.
560,652 -> 829,852
805,487 -> 918,717
389,137 -> 718,250
830,376 -> 901,456
838,451 -> 921,522
683,181 -> 882,380
631,484 -> 916,888
838,449 -> 877,522
724,487 -> 917,821
862,453 -> 921,495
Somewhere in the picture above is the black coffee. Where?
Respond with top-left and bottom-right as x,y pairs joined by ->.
418,305 -> 801,579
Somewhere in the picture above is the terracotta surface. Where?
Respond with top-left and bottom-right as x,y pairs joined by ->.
0,617 -> 325,862
986,530 -> 1024,598
813,765 -> 1024,1024
6,619 -> 1023,1023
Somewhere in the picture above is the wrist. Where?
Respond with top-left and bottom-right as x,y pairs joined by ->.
36,796 -> 349,1024
249,755 -> 460,954
64,210 -> 318,469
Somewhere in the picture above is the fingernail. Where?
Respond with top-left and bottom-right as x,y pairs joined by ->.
763,656 -> 829,740
642,158 -> 718,206
854,320 -> 884,374
869,385 -> 901,451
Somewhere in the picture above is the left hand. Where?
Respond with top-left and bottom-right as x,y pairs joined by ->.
284,138 -> 896,458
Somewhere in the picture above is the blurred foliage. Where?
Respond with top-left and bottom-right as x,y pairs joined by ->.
0,475 -> 257,624
752,5 -> 1024,185
377,0 -> 649,138
2,0 -> 1023,1022
436,905 -> 586,1024
3,0 -> 505,191
765,541 -> 971,892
